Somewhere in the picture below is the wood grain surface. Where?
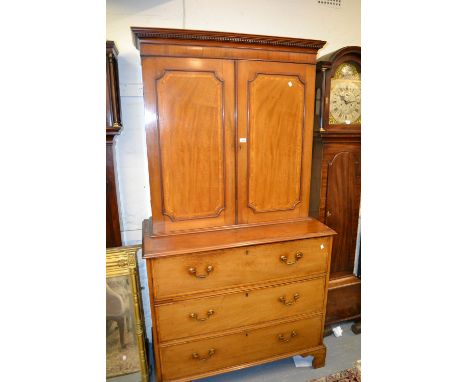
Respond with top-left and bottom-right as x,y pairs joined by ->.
141,57 -> 236,232
150,237 -> 331,299
156,276 -> 326,341
143,218 -> 335,258
237,60 -> 315,224
159,314 -> 323,380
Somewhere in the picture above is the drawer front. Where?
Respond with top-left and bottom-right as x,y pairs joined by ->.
152,237 -> 331,299
157,277 -> 325,342
160,315 -> 323,381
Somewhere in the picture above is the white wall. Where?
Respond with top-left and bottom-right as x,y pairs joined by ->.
106,0 -> 361,244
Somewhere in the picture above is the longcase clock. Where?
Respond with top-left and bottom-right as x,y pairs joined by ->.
106,41 -> 123,247
310,46 -> 361,330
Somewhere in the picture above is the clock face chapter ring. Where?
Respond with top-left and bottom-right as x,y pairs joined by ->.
330,80 -> 361,124
328,62 -> 361,126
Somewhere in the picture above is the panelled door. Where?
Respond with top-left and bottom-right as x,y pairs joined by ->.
237,61 -> 316,224
324,148 -> 361,276
141,57 -> 236,232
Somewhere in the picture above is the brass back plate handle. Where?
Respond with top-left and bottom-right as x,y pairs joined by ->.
192,348 -> 215,361
277,330 -> 297,343
188,265 -> 214,278
189,309 -> 215,321
279,293 -> 300,306
280,252 -> 303,265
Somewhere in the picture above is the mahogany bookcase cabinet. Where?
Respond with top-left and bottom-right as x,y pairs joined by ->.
132,27 -> 336,382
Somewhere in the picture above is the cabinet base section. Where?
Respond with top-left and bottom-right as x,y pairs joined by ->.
325,275 -> 360,326
158,345 -> 327,382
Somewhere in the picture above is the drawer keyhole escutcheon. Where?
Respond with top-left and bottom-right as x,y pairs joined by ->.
188,265 -> 214,278
189,309 -> 215,321
280,252 -> 303,265
278,330 -> 297,343
192,348 -> 215,361
279,293 -> 300,306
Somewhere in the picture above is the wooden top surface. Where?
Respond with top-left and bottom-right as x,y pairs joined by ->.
142,219 -> 336,258
131,27 -> 326,51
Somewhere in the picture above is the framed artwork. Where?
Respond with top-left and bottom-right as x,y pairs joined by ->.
106,246 -> 148,382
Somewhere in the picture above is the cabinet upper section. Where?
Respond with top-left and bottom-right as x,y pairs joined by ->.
132,28 -> 326,234
132,27 -> 326,64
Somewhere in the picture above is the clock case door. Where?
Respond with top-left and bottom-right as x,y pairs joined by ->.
316,46 -> 361,133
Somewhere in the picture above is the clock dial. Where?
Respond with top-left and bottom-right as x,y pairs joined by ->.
329,63 -> 361,125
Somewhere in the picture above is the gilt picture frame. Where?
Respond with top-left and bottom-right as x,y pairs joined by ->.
106,246 -> 148,382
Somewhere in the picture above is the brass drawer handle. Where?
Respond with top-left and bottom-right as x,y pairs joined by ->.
189,309 -> 215,321
278,330 -> 297,343
280,252 -> 303,265
192,348 -> 215,361
188,265 -> 214,278
279,293 -> 300,306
